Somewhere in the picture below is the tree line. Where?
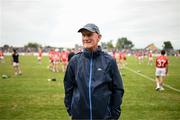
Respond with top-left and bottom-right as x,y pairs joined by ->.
1,39 -> 174,51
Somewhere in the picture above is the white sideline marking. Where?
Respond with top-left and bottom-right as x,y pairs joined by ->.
125,67 -> 180,93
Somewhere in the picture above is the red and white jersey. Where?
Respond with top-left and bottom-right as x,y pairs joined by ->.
0,51 -> 4,57
137,52 -> 142,57
61,51 -> 68,62
119,52 -> 123,60
38,51 -> 42,57
123,53 -> 126,60
53,51 -> 60,61
156,55 -> 168,68
48,50 -> 54,61
148,52 -> 152,58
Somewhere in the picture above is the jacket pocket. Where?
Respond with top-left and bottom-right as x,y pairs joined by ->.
104,97 -> 112,119
70,95 -> 80,118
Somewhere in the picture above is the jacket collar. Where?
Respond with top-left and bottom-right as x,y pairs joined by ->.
83,46 -> 102,59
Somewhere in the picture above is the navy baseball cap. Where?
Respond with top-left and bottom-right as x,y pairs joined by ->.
78,23 -> 101,35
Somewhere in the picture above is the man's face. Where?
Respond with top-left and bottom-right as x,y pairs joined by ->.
81,30 -> 101,51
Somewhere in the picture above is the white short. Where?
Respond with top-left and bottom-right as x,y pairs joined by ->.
38,56 -> 42,60
149,57 -> 153,61
0,56 -> 4,59
155,67 -> 166,76
53,61 -> 59,64
13,62 -> 19,67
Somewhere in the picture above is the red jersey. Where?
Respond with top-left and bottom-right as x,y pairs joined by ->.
0,51 -> 3,56
48,50 -> 54,61
156,55 -> 168,68
61,51 -> 68,62
119,52 -> 123,60
38,51 -> 42,57
123,53 -> 126,60
149,52 -> 152,57
53,51 -> 60,61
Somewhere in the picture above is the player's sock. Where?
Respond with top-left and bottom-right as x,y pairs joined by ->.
156,82 -> 160,91
156,82 -> 160,88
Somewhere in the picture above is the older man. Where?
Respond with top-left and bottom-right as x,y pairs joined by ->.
64,23 -> 124,120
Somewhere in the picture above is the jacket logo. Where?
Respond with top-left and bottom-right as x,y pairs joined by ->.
97,68 -> 102,71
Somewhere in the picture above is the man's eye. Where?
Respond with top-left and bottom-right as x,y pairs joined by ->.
82,33 -> 92,37
87,34 -> 92,37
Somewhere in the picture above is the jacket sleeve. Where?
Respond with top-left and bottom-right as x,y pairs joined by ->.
110,59 -> 124,119
64,60 -> 75,116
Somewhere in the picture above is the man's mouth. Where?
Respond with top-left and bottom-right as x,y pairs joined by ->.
84,40 -> 92,43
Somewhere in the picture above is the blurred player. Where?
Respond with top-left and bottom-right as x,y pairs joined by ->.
148,51 -> 153,65
112,50 -> 116,60
61,49 -> 68,72
118,51 -> 123,69
137,51 -> 143,64
37,48 -> 42,64
0,50 -> 4,63
48,48 -> 54,71
52,49 -> 60,72
12,49 -> 22,75
122,51 -> 127,66
155,50 -> 168,91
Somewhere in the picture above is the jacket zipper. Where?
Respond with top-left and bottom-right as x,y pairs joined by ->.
89,55 -> 93,120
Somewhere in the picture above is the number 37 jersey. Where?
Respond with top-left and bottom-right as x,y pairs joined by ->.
156,55 -> 168,68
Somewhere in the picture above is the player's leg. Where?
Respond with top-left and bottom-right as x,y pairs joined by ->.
55,61 -> 59,72
57,61 -> 61,72
155,68 -> 161,90
14,64 -> 18,75
160,75 -> 166,91
49,60 -> 53,71
150,58 -> 153,65
118,60 -> 122,69
62,62 -> 65,72
148,58 -> 150,65
159,68 -> 166,90
61,61 -> 65,72
0,57 -> 3,63
155,76 -> 160,90
38,57 -> 41,64
17,64 -> 22,75
52,61 -> 56,72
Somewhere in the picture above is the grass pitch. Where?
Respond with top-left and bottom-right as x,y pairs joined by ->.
0,56 -> 180,120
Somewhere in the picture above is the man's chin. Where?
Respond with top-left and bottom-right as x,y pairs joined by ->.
83,45 -> 92,49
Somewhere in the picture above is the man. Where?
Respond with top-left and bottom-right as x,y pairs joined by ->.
0,49 -> 4,63
37,48 -> 42,64
112,49 -> 116,60
147,51 -> 153,65
122,51 -> 127,66
64,23 -> 124,119
118,51 -> 123,69
12,49 -> 22,75
48,48 -> 55,71
53,49 -> 60,72
61,49 -> 68,72
155,50 -> 168,91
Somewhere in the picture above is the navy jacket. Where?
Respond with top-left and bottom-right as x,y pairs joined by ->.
64,47 -> 124,120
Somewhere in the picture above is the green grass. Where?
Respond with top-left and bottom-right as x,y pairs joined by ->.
0,56 -> 180,120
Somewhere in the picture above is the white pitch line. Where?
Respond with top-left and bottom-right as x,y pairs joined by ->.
125,67 -> 180,93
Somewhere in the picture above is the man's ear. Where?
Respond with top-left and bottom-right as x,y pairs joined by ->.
98,34 -> 102,41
